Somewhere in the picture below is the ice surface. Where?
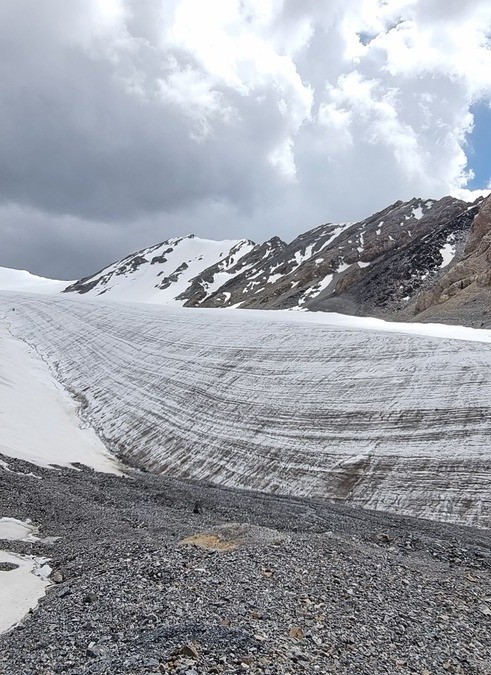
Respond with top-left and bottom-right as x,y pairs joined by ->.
2,294 -> 491,526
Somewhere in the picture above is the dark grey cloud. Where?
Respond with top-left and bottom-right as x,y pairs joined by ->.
0,207 -> 134,279
0,18 -> 285,221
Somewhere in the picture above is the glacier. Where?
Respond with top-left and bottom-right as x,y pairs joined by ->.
2,293 -> 491,528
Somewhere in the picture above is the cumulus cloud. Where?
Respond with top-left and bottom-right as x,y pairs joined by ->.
0,0 -> 490,277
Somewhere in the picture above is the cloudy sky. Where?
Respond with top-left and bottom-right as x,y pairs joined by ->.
1,0 -> 491,279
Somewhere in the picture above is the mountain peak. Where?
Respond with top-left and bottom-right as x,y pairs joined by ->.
63,235 -> 256,305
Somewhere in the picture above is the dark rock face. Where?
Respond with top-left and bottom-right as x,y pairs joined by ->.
63,239 -> 178,296
150,248 -> 174,265
158,262 -> 189,290
181,236 -> 287,308
177,238 -> 258,306
62,236 -> 255,304
182,196 -> 469,315
189,194 -> 491,326
415,195 -> 491,320
314,198 -> 480,318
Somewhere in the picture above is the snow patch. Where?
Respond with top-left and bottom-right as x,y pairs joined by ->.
440,243 -> 456,269
198,241 -> 255,300
71,237 -> 253,307
293,244 -> 314,267
0,458 -> 11,472
0,550 -> 50,634
267,274 -> 283,284
299,275 -> 334,305
0,518 -> 39,541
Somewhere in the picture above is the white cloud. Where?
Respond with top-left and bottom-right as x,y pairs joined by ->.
451,188 -> 491,203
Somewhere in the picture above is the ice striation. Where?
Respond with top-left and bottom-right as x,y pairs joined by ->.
3,294 -> 491,528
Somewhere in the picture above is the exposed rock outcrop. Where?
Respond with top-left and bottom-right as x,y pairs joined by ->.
415,195 -> 491,315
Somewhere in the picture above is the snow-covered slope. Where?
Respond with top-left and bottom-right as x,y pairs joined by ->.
0,319 -> 121,473
63,235 -> 255,305
3,294 -> 491,528
0,267 -> 69,294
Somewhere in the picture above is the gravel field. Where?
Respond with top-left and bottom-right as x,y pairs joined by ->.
1,454 -> 490,675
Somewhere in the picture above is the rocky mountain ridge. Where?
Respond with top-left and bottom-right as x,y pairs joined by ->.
62,194 -> 491,326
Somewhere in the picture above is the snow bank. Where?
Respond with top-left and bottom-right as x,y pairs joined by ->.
0,322 -> 122,473
0,518 -> 51,635
0,518 -> 39,542
0,267 -> 69,294
0,550 -> 50,634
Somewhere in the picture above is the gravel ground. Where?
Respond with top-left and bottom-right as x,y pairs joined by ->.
1,454 -> 490,675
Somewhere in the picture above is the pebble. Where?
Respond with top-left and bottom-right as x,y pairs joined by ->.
0,456 -> 490,674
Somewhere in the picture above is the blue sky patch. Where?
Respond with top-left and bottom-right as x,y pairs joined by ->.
467,102 -> 491,189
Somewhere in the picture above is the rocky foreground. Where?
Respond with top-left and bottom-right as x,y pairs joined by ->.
1,455 -> 490,675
